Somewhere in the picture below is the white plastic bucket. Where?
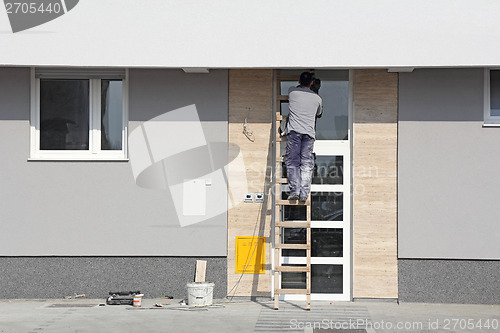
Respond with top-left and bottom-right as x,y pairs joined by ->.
133,294 -> 144,307
186,282 -> 214,306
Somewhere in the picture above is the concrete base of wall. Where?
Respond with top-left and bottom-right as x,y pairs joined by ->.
353,298 -> 398,303
0,257 -> 227,299
398,259 -> 500,304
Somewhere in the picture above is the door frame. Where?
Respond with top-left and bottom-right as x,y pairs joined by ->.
271,69 -> 353,302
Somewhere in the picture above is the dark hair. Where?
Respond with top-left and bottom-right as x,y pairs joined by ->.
299,72 -> 314,86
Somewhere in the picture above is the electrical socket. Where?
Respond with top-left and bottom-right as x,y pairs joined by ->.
244,193 -> 254,203
255,193 -> 264,203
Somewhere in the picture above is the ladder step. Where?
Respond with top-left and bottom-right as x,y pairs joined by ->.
276,221 -> 310,228
277,95 -> 289,101
275,243 -> 309,250
276,199 -> 310,206
276,266 -> 310,272
275,288 -> 310,295
276,137 -> 286,142
276,178 -> 287,184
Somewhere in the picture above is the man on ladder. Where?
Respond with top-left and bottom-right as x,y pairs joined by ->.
274,71 -> 323,311
284,72 -> 323,201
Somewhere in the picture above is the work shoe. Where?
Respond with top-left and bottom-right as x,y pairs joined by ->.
288,194 -> 299,201
299,197 -> 308,202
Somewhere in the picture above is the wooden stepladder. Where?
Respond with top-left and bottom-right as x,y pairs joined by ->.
273,70 -> 312,311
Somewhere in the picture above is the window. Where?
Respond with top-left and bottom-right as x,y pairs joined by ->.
484,69 -> 500,126
30,68 -> 128,160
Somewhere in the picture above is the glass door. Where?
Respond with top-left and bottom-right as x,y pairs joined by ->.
276,70 -> 351,301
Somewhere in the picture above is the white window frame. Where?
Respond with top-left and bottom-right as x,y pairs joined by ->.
29,67 -> 129,160
483,68 -> 500,127
272,69 -> 352,302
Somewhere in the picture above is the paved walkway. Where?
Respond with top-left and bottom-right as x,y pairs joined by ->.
0,298 -> 499,332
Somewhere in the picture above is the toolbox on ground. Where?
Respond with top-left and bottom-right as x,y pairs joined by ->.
106,291 -> 141,305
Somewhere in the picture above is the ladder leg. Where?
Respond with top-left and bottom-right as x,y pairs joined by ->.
274,217 -> 280,310
274,71 -> 281,311
274,116 -> 281,310
306,197 -> 311,310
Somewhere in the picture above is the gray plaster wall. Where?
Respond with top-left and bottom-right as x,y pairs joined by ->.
398,68 -> 500,260
0,67 -> 228,256
398,259 -> 500,304
0,257 -> 227,299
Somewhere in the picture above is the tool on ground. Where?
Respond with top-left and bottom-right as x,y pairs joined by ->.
64,294 -> 86,299
106,291 -> 141,305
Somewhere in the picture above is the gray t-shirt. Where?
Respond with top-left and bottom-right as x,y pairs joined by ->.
286,86 -> 323,139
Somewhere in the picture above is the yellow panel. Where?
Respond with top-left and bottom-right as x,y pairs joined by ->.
235,237 -> 265,274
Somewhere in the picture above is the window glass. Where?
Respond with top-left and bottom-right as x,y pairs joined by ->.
280,264 -> 343,294
311,264 -> 343,293
282,228 -> 306,257
313,156 -> 343,184
316,80 -> 349,140
280,70 -> 348,81
101,80 -> 123,150
280,101 -> 289,116
312,228 -> 343,257
283,228 -> 343,257
40,79 -> 89,150
283,192 -> 343,222
280,81 -> 298,95
490,70 -> 500,117
282,156 -> 343,184
281,264 -> 306,289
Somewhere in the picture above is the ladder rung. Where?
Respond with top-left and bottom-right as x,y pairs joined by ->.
276,266 -> 310,272
278,95 -> 289,101
275,288 -> 310,295
275,243 -> 309,250
276,137 -> 286,142
276,178 -> 287,184
276,200 -> 310,206
275,221 -> 310,228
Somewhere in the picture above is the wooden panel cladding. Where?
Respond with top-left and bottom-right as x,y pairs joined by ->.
227,69 -> 273,296
353,69 -> 398,299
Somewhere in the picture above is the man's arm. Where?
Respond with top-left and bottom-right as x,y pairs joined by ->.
316,98 -> 323,119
